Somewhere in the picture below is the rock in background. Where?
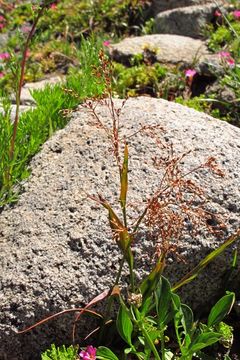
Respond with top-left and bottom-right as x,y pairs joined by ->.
0,97 -> 240,360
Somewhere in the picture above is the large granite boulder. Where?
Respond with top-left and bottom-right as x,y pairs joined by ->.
0,97 -> 240,360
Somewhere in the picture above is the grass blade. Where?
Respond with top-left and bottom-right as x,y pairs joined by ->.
172,229 -> 240,291
120,143 -> 128,226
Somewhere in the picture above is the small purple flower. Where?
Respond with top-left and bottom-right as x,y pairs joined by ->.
185,69 -> 197,78
233,10 -> 240,20
80,345 -> 97,360
103,40 -> 111,47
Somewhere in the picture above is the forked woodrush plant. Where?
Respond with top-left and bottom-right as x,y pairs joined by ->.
18,50 -> 240,360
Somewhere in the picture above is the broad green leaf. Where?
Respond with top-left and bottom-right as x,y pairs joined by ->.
117,304 -> 133,346
139,295 -> 154,317
208,292 -> 235,327
120,143 -> 128,211
140,260 -> 165,301
172,229 -> 240,291
189,332 -> 221,353
97,346 -> 119,360
172,294 -> 194,348
171,293 -> 181,311
172,293 -> 185,343
181,304 -> 194,334
155,276 -> 172,326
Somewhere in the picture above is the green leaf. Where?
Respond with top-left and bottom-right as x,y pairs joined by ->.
208,292 -> 235,327
117,304 -> 133,346
189,332 -> 221,353
139,295 -> 154,317
172,229 -> 240,291
96,346 -> 119,360
155,276 -> 172,327
171,294 -> 194,349
181,304 -> 194,334
172,293 -> 185,344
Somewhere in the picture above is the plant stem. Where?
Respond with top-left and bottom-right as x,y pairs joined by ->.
160,329 -> 165,360
98,255 -> 125,344
142,324 -> 161,360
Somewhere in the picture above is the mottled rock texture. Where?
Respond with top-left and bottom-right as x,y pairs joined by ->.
155,4 -> 217,38
109,34 -> 209,68
0,97 -> 240,360
18,75 -> 64,105
152,0 -> 225,14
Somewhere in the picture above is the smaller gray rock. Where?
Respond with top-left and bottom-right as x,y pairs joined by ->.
0,105 -> 34,122
155,4 -> 217,38
110,34 -> 209,68
11,75 -> 65,105
0,33 -> 9,50
206,82 -> 236,103
152,0 -> 225,14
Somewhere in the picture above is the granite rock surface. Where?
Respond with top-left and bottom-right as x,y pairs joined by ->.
151,0 -> 225,14
109,34 -> 209,68
155,4 -> 218,38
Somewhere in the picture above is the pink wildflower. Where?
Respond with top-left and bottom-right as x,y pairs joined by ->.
0,72 -> 4,78
219,51 -> 231,58
80,346 -> 97,360
218,51 -> 235,67
233,10 -> 240,20
185,69 -> 197,78
0,23 -> 5,30
0,52 -> 10,60
50,3 -> 57,10
103,40 -> 111,47
226,57 -> 235,67
25,49 -> 31,58
21,25 -> 31,34
214,10 -> 222,17
0,15 -> 5,22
